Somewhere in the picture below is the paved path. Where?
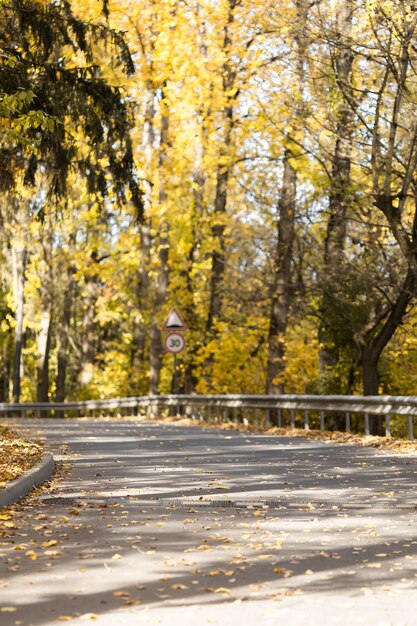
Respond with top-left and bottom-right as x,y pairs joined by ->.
1,419 -> 417,625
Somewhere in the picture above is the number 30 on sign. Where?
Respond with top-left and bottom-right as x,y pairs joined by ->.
164,332 -> 186,354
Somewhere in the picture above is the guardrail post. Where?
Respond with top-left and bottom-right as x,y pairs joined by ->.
304,410 -> 309,431
345,412 -> 351,433
320,411 -> 325,431
254,409 -> 260,427
364,413 -> 370,436
385,415 -> 391,438
264,408 -> 270,427
277,409 -> 282,428
408,416 -> 414,441
243,408 -> 249,426
290,409 -> 295,429
233,406 -> 238,424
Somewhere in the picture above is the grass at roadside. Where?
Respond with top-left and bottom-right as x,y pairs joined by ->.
0,425 -> 44,488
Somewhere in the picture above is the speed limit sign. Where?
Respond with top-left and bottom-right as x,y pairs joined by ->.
164,332 -> 186,354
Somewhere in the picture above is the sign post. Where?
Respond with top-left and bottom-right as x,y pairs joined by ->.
162,308 -> 187,395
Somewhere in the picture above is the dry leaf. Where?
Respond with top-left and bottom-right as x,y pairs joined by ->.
170,584 -> 189,590
44,550 -> 62,557
111,554 -> 122,560
113,591 -> 131,598
213,587 -> 231,594
3,521 -> 16,529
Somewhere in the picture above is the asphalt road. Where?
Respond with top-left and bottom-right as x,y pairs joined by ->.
1,418 -> 417,625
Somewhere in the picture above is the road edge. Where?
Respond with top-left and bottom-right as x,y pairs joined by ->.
0,454 -> 54,509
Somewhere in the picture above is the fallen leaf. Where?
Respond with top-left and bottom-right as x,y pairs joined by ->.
44,550 -> 62,557
80,614 -> 98,621
111,554 -> 122,560
213,587 -> 231,594
113,591 -> 131,598
258,554 -> 274,559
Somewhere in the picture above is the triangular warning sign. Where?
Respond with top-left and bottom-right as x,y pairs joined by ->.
162,307 -> 188,331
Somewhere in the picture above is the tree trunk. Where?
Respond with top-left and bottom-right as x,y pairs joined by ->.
319,0 -> 355,378
265,0 -> 308,394
360,268 -> 416,397
55,276 -> 73,402
1,343 -> 10,403
36,307 -> 52,402
207,152 -> 231,331
12,246 -> 27,403
266,151 -> 296,393
79,275 -> 97,387
206,0 -> 238,333
149,105 -> 170,394
149,227 -> 169,394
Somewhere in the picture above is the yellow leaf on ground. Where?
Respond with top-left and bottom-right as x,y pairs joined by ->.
113,591 -> 131,598
258,554 -> 274,559
44,550 -> 62,557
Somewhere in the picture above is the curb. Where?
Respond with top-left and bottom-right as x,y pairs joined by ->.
0,454 -> 54,509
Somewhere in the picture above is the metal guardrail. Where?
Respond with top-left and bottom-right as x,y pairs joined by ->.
1,394 -> 417,440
